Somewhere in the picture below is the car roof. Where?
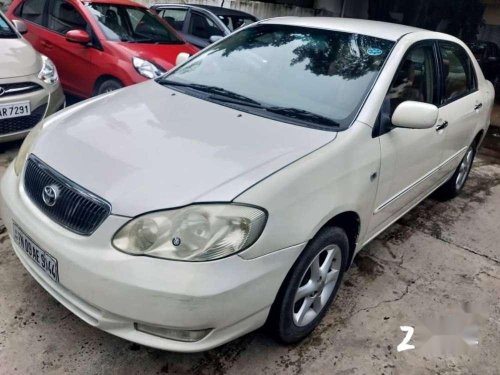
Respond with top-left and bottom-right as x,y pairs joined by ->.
261,17 -> 425,41
152,3 -> 255,18
188,4 -> 256,18
83,0 -> 146,8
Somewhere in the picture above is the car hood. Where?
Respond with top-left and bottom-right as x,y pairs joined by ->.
0,38 -> 41,78
31,81 -> 336,217
113,42 -> 198,71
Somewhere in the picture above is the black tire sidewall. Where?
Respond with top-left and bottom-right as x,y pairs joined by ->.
436,142 -> 477,200
273,226 -> 349,344
452,144 -> 476,192
96,79 -> 123,96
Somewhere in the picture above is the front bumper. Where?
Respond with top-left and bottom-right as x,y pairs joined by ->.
0,76 -> 65,143
0,163 -> 303,352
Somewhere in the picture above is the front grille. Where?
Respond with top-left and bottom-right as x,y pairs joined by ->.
24,155 -> 111,236
0,104 -> 47,135
0,82 -> 43,97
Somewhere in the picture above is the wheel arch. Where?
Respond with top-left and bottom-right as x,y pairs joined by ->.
474,129 -> 485,148
93,75 -> 124,96
320,211 -> 361,270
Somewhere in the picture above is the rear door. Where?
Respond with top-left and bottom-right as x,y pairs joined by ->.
12,0 -> 49,51
43,0 -> 95,96
368,41 -> 445,235
436,41 -> 483,177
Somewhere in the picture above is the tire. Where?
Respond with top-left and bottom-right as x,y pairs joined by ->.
435,141 -> 476,201
268,226 -> 349,344
94,78 -> 123,96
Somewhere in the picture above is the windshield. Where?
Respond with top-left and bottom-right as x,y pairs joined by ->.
0,14 -> 17,38
85,3 -> 183,44
159,24 -> 394,130
218,15 -> 257,31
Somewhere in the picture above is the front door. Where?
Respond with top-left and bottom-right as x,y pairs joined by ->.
186,11 -> 224,48
368,42 -> 446,236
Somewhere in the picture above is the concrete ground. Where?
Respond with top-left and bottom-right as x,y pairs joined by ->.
0,130 -> 499,374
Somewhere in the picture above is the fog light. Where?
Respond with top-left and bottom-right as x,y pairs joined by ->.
135,323 -> 211,342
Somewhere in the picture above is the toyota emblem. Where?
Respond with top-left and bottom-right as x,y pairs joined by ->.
42,185 -> 60,207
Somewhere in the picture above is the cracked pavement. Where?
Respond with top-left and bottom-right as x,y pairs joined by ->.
0,131 -> 499,374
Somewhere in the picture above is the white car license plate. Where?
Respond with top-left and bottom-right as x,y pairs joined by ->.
0,101 -> 31,119
13,222 -> 59,283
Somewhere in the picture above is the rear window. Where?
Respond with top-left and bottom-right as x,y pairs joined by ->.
218,15 -> 256,31
18,0 -> 45,26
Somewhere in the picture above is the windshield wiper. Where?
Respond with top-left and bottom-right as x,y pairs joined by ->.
160,81 -> 339,128
160,81 -> 263,107
0,30 -> 17,38
264,107 -> 340,128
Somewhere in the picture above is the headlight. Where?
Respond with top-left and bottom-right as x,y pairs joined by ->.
38,55 -> 58,85
14,122 -> 43,175
113,204 -> 267,261
132,57 -> 166,79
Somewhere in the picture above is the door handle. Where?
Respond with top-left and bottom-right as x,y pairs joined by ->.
436,121 -> 448,131
474,103 -> 483,110
41,41 -> 53,49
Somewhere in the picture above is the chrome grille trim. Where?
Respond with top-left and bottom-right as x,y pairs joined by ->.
23,155 -> 111,236
0,82 -> 43,97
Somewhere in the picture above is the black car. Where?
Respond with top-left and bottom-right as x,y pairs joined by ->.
151,4 -> 258,49
467,40 -> 500,96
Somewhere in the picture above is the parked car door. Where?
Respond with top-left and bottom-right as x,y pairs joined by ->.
41,0 -> 96,97
368,42 -> 445,236
185,11 -> 225,49
156,6 -> 189,39
12,0 -> 50,52
436,41 -> 484,178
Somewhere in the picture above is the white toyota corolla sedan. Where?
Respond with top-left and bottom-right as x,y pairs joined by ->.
0,18 -> 494,352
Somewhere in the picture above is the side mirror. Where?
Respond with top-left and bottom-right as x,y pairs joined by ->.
175,52 -> 190,66
392,101 -> 438,129
12,19 -> 28,34
209,35 -> 223,43
65,29 -> 91,44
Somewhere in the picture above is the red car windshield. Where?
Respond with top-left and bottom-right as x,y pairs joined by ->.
85,3 -> 183,44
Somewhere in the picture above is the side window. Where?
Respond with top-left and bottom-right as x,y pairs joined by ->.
439,42 -> 475,103
47,0 -> 87,34
19,0 -> 45,26
189,12 -> 222,39
387,44 -> 437,114
159,8 -> 187,31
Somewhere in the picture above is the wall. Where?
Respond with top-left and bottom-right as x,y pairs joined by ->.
142,0 -> 322,18
142,0 -> 368,19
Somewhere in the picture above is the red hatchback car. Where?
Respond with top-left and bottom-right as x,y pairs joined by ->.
7,0 -> 198,98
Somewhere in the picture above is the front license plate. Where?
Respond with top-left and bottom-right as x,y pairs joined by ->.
0,101 -> 31,120
12,222 -> 59,283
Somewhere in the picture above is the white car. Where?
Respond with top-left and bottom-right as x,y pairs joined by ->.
0,18 -> 494,352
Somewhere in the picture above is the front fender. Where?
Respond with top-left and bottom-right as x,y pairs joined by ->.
236,122 -> 380,260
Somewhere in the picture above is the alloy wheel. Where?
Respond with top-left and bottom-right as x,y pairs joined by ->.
292,244 -> 342,327
455,146 -> 474,191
